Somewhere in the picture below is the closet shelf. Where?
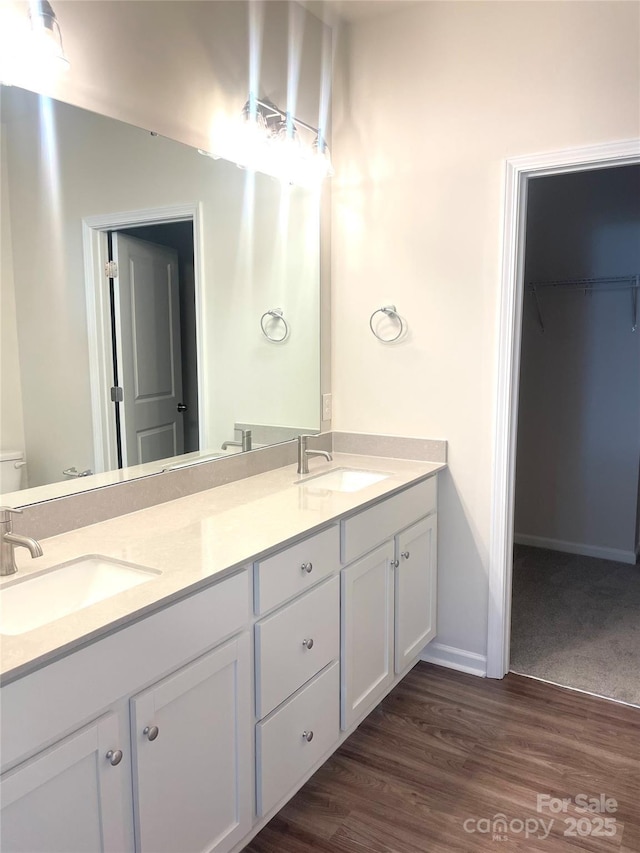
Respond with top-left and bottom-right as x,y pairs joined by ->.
525,274 -> 639,333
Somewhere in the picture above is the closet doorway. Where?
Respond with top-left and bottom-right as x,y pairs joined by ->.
509,165 -> 640,705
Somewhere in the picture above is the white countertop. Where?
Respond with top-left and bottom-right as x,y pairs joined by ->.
0,454 -> 445,682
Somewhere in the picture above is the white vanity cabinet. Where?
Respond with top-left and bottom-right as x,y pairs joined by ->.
0,569 -> 251,853
341,478 -> 438,730
0,470 -> 441,853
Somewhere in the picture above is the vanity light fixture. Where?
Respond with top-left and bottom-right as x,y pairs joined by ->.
29,0 -> 70,72
235,94 -> 334,185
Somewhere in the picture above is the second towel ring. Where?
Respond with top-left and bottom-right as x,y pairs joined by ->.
369,305 -> 405,342
260,308 -> 289,342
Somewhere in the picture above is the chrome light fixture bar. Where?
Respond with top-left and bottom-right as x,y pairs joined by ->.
28,0 -> 70,71
240,94 -> 334,183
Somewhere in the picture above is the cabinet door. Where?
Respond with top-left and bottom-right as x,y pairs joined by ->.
0,712 -> 130,853
341,541 -> 394,730
395,515 -> 437,674
130,633 -> 251,853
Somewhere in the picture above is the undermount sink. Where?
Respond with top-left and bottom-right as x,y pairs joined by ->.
298,467 -> 391,493
0,555 -> 161,636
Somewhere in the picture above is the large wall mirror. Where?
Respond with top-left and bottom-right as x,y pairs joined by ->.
1,86 -> 321,503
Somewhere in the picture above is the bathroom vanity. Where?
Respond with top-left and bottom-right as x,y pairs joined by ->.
0,454 -> 443,853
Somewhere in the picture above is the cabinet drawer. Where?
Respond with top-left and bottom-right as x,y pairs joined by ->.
341,477 -> 437,564
255,576 -> 339,719
254,526 -> 339,615
256,661 -> 339,817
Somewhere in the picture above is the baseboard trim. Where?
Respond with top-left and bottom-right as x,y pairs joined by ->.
514,533 -> 637,565
420,642 -> 487,677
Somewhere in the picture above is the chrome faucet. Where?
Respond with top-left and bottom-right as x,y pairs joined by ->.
222,428 -> 252,452
1,507 -> 43,576
297,435 -> 333,475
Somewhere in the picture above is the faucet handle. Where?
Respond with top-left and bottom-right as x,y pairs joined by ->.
0,506 -> 22,522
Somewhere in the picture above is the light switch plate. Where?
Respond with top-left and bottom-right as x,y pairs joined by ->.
322,393 -> 332,420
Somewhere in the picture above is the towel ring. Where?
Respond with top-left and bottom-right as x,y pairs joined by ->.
260,308 -> 289,342
369,305 -> 405,343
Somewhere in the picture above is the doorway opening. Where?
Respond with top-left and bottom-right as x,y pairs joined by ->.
110,222 -> 199,468
82,203 -> 205,476
487,139 -> 640,686
509,165 -> 640,706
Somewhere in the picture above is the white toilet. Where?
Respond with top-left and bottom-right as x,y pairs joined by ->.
0,450 -> 26,493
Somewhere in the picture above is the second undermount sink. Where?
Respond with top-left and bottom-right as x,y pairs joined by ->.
0,555 -> 161,636
298,467 -> 391,493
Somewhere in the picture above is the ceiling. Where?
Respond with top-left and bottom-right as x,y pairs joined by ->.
300,0 -> 422,25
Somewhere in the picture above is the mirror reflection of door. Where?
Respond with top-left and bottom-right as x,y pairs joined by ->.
109,224 -> 199,468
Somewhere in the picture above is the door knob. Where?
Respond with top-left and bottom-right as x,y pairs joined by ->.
106,749 -> 123,766
302,730 -> 314,742
177,403 -> 188,413
401,551 -> 410,560
302,638 -> 314,649
390,559 -> 399,568
143,725 -> 159,741
300,562 -> 313,573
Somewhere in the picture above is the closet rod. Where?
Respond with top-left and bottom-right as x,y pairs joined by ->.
526,274 -> 639,333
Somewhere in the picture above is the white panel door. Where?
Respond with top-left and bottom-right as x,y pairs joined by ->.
112,233 -> 184,466
340,541 -> 394,730
394,515 -> 437,674
130,634 -> 251,853
0,713 -> 130,853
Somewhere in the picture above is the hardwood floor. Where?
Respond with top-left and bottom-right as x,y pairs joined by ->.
245,662 -> 640,852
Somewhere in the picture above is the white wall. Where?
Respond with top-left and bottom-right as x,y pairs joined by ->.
1,1 -> 331,155
0,123 -> 26,462
515,167 -> 640,561
2,89 -> 320,487
332,1 -> 640,663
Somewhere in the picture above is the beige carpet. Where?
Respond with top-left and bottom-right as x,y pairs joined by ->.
510,545 -> 640,707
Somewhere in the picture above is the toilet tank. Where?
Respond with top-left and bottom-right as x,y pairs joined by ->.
0,451 -> 25,493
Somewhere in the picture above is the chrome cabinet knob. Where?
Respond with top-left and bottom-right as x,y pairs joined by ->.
301,562 -> 313,574
302,638 -> 314,649
390,559 -> 399,568
302,730 -> 314,742
401,551 -> 410,560
143,725 -> 159,741
106,749 -> 123,766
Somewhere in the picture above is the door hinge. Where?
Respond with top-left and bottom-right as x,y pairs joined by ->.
110,386 -> 124,403
105,260 -> 118,278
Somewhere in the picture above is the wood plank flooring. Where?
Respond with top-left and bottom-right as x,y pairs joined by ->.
244,663 -> 640,853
